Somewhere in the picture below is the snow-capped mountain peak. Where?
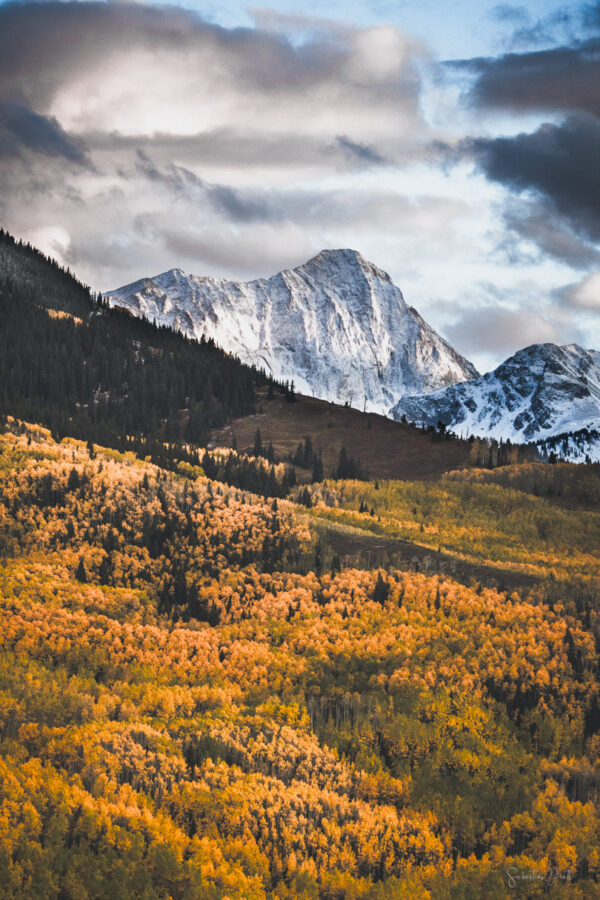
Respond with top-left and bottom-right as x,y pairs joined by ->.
391,342 -> 600,456
303,248 -> 394,285
106,249 -> 476,413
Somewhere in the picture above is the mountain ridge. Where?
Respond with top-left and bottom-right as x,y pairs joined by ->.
106,249 -> 478,414
391,341 -> 600,460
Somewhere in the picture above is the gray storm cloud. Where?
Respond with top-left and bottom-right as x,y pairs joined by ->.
500,199 -> 600,269
468,115 -> 600,241
461,39 -> 600,115
448,20 -> 600,271
0,101 -> 88,163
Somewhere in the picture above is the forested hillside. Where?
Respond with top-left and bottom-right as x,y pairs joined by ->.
0,230 -> 263,458
1,418 -> 599,898
296,474 -> 600,581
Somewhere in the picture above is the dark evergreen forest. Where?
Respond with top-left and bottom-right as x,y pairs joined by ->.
0,229 -> 266,461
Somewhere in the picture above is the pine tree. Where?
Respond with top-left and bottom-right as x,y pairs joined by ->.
253,428 -> 263,458
373,573 -> 389,606
292,442 -> 303,467
99,554 -> 113,585
303,436 -> 314,468
75,556 -> 87,583
336,446 -> 349,478
311,451 -> 323,483
299,487 -> 312,508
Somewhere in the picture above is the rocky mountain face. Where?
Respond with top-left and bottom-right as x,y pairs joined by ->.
106,249 -> 477,414
391,343 -> 600,460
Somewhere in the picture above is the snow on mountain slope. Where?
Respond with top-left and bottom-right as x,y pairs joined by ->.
391,343 -> 600,458
535,428 -> 600,463
106,249 -> 477,414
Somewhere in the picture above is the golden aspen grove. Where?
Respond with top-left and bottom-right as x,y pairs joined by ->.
1,418 -> 599,898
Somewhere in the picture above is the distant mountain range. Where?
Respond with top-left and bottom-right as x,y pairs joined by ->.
391,343 -> 600,461
105,249 -> 600,464
6,220 -> 598,467
106,249 -> 477,414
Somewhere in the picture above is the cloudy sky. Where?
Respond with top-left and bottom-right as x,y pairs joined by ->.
1,0 -> 599,371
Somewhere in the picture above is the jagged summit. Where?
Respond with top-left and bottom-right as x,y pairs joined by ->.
302,249 -> 394,285
107,250 -> 476,414
143,251 -> 394,300
391,342 -> 600,456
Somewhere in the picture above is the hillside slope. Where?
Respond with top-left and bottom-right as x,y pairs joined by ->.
0,229 -> 263,455
212,389 -> 477,482
1,419 -> 599,898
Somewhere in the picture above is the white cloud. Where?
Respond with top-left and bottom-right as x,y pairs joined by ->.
22,224 -> 72,264
562,271 -> 600,310
33,11 -> 425,147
